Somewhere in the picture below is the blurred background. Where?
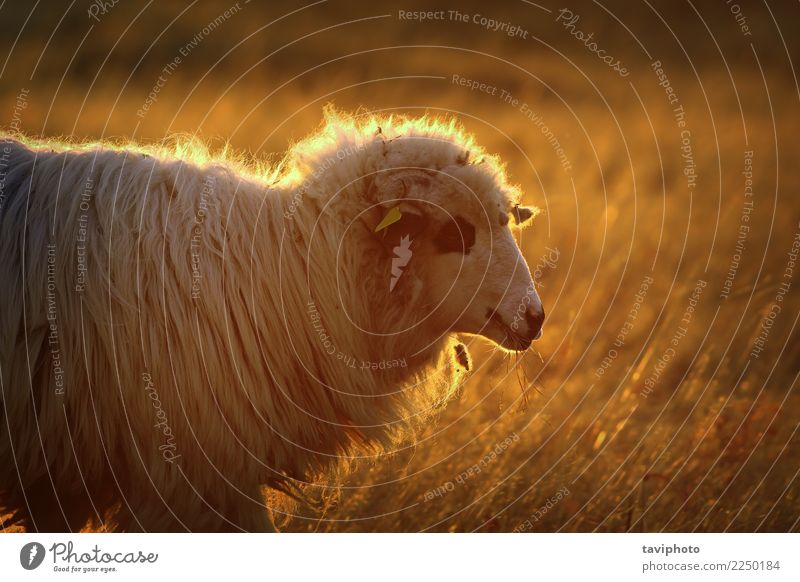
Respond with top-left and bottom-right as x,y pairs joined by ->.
1,0 -> 798,531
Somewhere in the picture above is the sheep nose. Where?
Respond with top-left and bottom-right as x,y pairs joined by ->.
524,307 -> 545,341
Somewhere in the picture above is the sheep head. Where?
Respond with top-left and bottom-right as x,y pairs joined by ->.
364,161 -> 545,352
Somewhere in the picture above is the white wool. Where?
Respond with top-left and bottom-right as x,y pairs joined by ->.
0,110 -> 526,531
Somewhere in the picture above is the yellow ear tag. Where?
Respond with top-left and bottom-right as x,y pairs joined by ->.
374,206 -> 402,233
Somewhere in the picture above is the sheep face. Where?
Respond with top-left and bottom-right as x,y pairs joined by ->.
369,164 -> 545,351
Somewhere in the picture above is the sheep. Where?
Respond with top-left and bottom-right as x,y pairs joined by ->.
0,109 -> 544,532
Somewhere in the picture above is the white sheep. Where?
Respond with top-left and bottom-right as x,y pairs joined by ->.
0,109 -> 544,532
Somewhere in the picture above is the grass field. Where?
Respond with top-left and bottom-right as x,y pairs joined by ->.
1,1 -> 798,532
276,73 -> 800,531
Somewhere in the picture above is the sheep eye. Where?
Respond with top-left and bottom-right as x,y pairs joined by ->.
434,216 -> 475,254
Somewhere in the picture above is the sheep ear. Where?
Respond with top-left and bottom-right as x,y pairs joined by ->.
454,342 -> 471,371
512,204 -> 537,225
373,203 -> 427,253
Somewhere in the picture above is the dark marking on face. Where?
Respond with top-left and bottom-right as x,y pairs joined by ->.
433,216 -> 476,254
499,212 -> 509,226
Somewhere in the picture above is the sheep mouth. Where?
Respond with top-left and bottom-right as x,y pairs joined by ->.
486,309 -> 532,352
